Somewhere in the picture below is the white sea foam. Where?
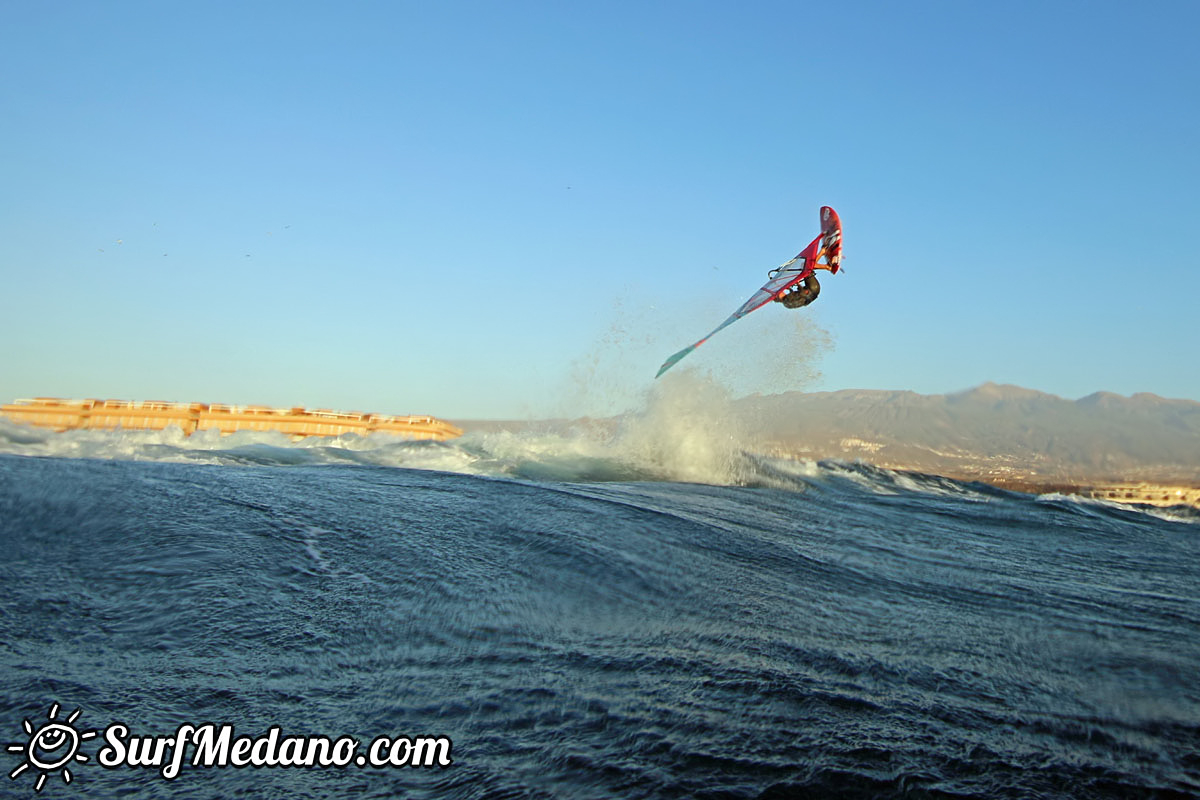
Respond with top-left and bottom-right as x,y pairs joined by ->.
447,371 -> 759,485
1036,491 -> 1199,525
4,401 -> 1190,524
0,373 -> 758,486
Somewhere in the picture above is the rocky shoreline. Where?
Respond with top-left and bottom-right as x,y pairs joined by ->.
970,477 -> 1200,509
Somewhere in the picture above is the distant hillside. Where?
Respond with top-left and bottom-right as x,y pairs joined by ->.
454,383 -> 1200,489
735,383 -> 1200,485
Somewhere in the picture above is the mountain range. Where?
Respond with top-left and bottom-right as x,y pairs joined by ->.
733,382 -> 1200,487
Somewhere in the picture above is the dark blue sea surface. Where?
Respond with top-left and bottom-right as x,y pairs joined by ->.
1,424 -> 1197,799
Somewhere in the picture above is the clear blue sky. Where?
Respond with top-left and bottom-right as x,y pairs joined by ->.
2,1 -> 1197,419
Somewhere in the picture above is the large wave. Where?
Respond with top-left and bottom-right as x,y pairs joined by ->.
2,373 -> 1197,526
0,373 -> 751,483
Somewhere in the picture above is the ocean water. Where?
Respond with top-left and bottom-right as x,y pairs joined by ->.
1,389 -> 1198,799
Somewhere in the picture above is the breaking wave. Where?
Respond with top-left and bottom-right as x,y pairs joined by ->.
2,374 -> 1196,527
0,373 -> 749,482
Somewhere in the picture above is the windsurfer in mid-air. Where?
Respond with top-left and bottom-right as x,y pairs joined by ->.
654,205 -> 844,379
772,211 -> 842,309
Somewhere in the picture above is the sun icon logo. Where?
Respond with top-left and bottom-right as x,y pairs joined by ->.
6,703 -> 97,792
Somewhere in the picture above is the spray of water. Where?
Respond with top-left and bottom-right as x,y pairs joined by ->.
560,286 -> 835,419
454,290 -> 833,484
607,370 -> 752,484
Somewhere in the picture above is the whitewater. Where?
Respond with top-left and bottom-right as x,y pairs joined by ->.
1,376 -> 1197,799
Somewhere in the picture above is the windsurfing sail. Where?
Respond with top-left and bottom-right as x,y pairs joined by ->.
655,206 -> 842,379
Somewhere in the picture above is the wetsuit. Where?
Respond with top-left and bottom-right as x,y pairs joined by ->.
777,274 -> 820,309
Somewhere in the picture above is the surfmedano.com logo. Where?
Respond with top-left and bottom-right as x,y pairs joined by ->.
7,702 -> 453,792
